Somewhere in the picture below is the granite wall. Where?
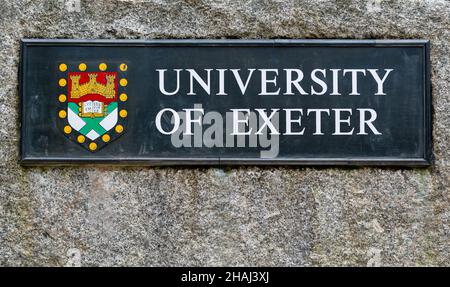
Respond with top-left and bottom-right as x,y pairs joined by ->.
0,0 -> 449,266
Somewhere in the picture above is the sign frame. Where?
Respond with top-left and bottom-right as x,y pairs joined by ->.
19,39 -> 432,166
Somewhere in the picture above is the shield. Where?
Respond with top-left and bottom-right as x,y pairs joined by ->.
57,62 -> 128,152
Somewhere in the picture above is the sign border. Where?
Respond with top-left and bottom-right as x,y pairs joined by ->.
19,39 -> 432,166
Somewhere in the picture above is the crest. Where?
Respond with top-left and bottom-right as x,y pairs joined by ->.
57,62 -> 128,152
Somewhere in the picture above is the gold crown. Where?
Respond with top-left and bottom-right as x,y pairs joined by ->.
70,73 -> 116,99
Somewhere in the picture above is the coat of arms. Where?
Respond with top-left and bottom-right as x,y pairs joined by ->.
57,62 -> 128,151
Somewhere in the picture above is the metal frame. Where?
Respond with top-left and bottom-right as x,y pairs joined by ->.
19,39 -> 432,167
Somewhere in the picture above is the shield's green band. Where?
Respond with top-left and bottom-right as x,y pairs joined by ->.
79,118 -> 107,136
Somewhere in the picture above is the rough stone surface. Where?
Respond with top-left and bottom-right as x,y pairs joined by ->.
0,0 -> 449,266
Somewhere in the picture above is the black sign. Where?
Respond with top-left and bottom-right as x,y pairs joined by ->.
20,39 -> 431,166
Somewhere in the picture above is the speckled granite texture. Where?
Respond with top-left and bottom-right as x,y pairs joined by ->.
0,0 -> 449,266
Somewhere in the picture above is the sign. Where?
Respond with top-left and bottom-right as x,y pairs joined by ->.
20,39 -> 431,166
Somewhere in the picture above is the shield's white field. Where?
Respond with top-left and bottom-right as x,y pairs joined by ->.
86,130 -> 100,140
99,108 -> 118,131
67,108 -> 86,131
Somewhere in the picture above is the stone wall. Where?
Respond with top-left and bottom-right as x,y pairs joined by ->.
0,0 -> 449,266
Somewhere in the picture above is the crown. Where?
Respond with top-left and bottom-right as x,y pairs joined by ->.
70,73 -> 116,99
